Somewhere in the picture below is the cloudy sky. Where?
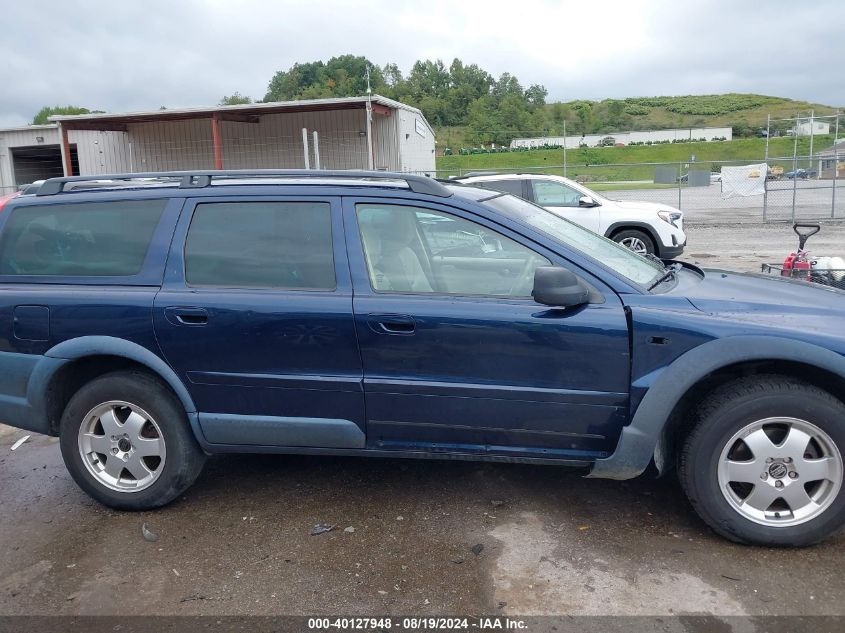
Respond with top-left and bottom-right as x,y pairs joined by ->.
1,0 -> 842,127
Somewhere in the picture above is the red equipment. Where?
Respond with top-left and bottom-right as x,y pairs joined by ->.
780,224 -> 820,280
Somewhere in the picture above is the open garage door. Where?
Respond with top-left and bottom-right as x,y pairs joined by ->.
10,144 -> 79,187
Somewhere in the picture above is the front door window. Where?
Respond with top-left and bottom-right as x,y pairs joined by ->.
356,203 -> 549,298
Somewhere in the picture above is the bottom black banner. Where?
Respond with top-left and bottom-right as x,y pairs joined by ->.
0,616 -> 842,633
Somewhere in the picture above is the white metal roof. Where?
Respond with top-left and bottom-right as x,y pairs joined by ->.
47,94 -> 433,132
0,123 -> 58,133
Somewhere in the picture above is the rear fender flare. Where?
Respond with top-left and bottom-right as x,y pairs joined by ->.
30,336 -> 200,439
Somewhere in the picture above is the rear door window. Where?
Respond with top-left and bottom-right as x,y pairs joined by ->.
184,201 -> 335,290
0,199 -> 166,276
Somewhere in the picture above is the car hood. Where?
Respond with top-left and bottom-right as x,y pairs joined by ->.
685,268 -> 845,327
605,199 -> 678,214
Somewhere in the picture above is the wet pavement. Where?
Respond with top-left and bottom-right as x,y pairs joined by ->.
1,425 -> 844,617
2,223 -> 845,617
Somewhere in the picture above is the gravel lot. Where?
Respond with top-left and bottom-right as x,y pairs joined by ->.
611,179 -> 845,224
679,220 -> 845,272
2,221 -> 845,619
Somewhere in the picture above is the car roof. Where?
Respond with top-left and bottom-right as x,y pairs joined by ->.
31,170 -> 450,197
457,173 -> 566,182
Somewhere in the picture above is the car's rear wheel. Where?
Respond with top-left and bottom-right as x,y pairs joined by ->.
59,370 -> 206,510
679,375 -> 845,546
612,229 -> 655,256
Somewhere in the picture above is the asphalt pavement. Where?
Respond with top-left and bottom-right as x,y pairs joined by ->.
2,223 -> 845,619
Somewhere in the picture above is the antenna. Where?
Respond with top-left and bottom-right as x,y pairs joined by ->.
364,64 -> 374,169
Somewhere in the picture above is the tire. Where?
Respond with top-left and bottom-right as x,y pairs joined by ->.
612,229 -> 656,256
679,375 -> 845,546
59,370 -> 206,510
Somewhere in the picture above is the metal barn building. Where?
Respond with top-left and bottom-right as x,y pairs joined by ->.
0,95 -> 436,193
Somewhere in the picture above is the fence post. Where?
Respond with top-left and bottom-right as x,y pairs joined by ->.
312,131 -> 321,170
833,112 -> 840,219
833,150 -> 839,219
677,162 -> 682,210
791,133 -> 798,223
763,176 -> 768,222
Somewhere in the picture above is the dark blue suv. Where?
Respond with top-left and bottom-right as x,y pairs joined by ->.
1,170 -> 844,547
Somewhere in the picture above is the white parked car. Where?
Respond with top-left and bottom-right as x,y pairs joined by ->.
455,173 -> 686,257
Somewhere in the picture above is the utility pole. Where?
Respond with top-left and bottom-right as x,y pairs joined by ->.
809,109 -> 815,174
563,119 -> 567,178
365,65 -> 374,170
764,114 -> 770,160
791,115 -> 799,222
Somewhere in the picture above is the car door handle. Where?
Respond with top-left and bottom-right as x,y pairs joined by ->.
367,314 -> 416,335
165,307 -> 209,326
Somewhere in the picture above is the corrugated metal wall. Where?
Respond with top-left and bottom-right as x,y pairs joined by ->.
129,118 -> 215,171
75,130 -> 132,174
0,127 -> 59,192
0,104 -> 434,191
372,111 -> 400,171
129,109 -> 379,172
0,127 -> 126,192
396,111 -> 436,173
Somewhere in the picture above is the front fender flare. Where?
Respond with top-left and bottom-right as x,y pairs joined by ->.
587,335 -> 845,480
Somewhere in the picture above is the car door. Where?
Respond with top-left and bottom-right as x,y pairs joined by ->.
153,196 -> 365,449
343,196 -> 630,461
529,179 -> 602,233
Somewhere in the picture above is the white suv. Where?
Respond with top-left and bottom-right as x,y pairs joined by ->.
455,173 -> 686,258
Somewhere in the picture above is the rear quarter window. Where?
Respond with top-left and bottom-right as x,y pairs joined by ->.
477,179 -> 524,197
0,199 -> 166,276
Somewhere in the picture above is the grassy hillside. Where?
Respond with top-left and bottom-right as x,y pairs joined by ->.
435,135 -> 840,182
434,93 -> 840,151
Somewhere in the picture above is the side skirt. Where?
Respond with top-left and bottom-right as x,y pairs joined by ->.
198,441 -> 594,467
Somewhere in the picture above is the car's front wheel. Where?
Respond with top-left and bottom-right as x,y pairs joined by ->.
59,370 -> 206,510
612,229 -> 655,256
679,375 -> 845,546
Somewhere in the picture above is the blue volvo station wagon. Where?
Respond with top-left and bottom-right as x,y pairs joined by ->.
1,170 -> 844,547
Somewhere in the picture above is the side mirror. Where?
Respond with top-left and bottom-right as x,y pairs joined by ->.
578,195 -> 598,207
532,266 -> 590,307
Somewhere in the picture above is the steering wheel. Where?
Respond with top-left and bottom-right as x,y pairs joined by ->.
509,256 -> 538,296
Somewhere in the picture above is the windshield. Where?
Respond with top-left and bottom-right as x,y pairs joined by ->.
480,193 -> 663,287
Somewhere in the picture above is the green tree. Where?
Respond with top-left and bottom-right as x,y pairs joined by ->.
218,92 -> 252,106
32,105 -> 91,125
382,63 -> 403,87
572,101 -> 594,134
264,56 -> 383,102
260,56 -> 546,137
524,84 -> 547,108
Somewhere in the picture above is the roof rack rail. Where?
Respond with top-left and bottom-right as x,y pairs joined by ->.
36,170 -> 452,198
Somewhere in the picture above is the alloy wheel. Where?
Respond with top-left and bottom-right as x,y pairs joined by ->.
717,417 -> 843,527
77,400 -> 167,492
619,236 -> 648,254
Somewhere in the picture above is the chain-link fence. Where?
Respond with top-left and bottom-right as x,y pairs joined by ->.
428,155 -> 844,224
